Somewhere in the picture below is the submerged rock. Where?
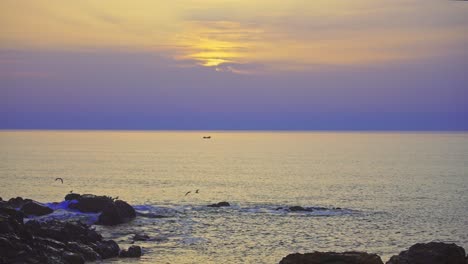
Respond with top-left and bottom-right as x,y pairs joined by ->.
288,206 -> 308,212
386,242 -> 466,264
279,251 -> 384,264
120,245 -> 142,258
133,233 -> 150,241
207,201 -> 231,208
21,201 -> 53,216
276,206 -> 329,212
136,211 -> 167,218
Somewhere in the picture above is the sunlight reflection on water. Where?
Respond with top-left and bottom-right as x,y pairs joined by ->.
1,131 -> 467,263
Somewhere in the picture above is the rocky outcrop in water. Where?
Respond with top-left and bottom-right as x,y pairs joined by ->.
66,193 -> 136,226
133,233 -> 150,241
120,245 -> 142,258
207,201 -> 230,208
279,243 -> 468,264
279,251 -> 384,264
275,206 -> 331,212
386,242 -> 467,264
21,201 -> 54,216
2,197 -> 32,209
0,205 -> 124,263
0,197 -> 54,217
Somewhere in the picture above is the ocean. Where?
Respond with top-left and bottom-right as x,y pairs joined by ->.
1,130 -> 467,263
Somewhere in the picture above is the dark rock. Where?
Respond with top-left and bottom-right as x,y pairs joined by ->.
68,194 -> 114,213
65,193 -> 82,201
21,201 -> 53,216
207,201 -> 230,208
96,203 -> 121,226
133,233 -> 150,241
386,242 -> 466,264
62,251 -> 85,264
7,197 -> 32,208
65,193 -> 136,226
97,200 -> 136,226
288,206 -> 315,212
26,220 -> 102,244
67,242 -> 100,261
0,197 -> 125,264
120,245 -> 142,258
288,206 -> 307,211
115,200 -> 136,218
1,206 -> 24,225
279,251 -> 384,264
93,240 -> 120,259
34,237 -> 66,250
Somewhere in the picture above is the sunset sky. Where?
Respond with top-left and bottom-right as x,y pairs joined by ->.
1,0 -> 467,130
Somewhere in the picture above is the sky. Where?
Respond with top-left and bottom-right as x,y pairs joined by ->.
1,0 -> 467,130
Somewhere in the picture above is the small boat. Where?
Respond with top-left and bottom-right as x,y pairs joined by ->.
203,136 -> 211,139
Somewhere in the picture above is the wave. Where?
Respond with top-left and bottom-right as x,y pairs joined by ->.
24,201 -> 357,225
133,203 -> 357,217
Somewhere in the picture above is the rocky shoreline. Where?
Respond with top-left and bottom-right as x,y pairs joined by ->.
0,194 -> 141,263
1,195 -> 467,263
279,242 -> 468,263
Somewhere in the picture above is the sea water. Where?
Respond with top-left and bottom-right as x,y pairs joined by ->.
0,131 -> 467,263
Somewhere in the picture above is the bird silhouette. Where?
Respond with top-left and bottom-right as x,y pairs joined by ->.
185,191 -> 191,196
55,178 -> 64,184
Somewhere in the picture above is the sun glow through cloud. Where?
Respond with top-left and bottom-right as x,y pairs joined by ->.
1,0 -> 468,74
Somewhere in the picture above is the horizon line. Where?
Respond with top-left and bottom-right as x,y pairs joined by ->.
1,128 -> 467,133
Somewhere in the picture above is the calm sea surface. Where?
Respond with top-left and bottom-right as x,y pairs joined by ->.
1,131 -> 467,263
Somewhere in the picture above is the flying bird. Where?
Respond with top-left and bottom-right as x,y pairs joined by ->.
55,177 -> 64,184
185,191 -> 191,196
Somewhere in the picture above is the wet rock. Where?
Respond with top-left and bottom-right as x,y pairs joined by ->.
97,200 -> 136,226
7,197 -> 32,208
26,220 -> 102,244
386,242 -> 466,264
115,200 -> 136,218
276,206 -> 329,212
62,251 -> 85,264
21,201 -> 53,216
67,242 -> 100,261
288,206 -> 308,212
0,196 -> 126,263
93,240 -> 120,259
133,233 -> 150,241
66,193 -> 136,226
34,237 -> 67,250
65,193 -> 82,201
120,245 -> 142,258
207,201 -> 231,207
279,251 -> 384,264
68,194 -> 114,213
0,206 -> 24,225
